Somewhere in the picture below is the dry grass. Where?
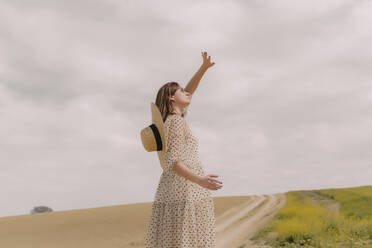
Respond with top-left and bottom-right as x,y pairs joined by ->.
0,195 -> 251,248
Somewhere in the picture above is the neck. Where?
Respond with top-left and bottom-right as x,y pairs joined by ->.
171,106 -> 183,115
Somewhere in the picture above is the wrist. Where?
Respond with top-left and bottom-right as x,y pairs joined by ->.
200,64 -> 209,71
194,175 -> 203,184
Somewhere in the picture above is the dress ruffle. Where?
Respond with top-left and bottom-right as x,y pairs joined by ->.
145,197 -> 216,248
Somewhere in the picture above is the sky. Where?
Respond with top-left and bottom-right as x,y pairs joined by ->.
1,0 -> 371,218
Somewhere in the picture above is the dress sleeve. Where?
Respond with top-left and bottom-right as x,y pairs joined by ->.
164,115 -> 186,175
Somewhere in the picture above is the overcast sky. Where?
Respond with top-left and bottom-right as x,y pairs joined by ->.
1,0 -> 371,218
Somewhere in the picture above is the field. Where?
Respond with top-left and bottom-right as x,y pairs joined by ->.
252,185 -> 372,248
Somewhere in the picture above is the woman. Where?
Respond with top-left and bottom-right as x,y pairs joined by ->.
144,51 -> 223,248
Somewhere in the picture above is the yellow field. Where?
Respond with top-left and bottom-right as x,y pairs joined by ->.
252,185 -> 372,248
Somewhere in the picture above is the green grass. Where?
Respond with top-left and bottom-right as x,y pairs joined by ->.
315,185 -> 372,219
252,185 -> 372,248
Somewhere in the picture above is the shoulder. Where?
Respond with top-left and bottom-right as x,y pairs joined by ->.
165,114 -> 186,130
165,114 -> 184,123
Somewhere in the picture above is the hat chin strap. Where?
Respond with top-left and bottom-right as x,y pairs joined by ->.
149,124 -> 163,151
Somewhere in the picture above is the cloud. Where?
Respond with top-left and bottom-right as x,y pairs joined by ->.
0,0 -> 371,217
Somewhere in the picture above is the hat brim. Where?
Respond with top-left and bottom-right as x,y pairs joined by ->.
151,102 -> 167,170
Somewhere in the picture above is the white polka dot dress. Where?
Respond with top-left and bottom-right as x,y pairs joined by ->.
144,111 -> 217,248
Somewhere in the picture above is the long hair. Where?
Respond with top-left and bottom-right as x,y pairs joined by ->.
155,81 -> 183,122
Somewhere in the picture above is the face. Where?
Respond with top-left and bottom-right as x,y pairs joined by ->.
170,87 -> 191,108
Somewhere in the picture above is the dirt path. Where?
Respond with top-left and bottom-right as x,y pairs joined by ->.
216,193 -> 287,248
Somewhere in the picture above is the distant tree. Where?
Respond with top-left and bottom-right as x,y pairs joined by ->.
30,205 -> 53,214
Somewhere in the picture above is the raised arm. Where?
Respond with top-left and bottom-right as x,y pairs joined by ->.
184,51 -> 215,95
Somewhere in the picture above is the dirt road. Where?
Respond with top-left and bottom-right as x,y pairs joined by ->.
216,193 -> 287,248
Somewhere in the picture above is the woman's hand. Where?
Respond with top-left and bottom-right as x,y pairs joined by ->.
197,174 -> 223,190
201,51 -> 215,69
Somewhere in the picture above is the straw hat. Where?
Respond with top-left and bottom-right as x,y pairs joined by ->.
140,102 -> 167,170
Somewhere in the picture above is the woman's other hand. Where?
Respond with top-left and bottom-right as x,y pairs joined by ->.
197,174 -> 223,190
